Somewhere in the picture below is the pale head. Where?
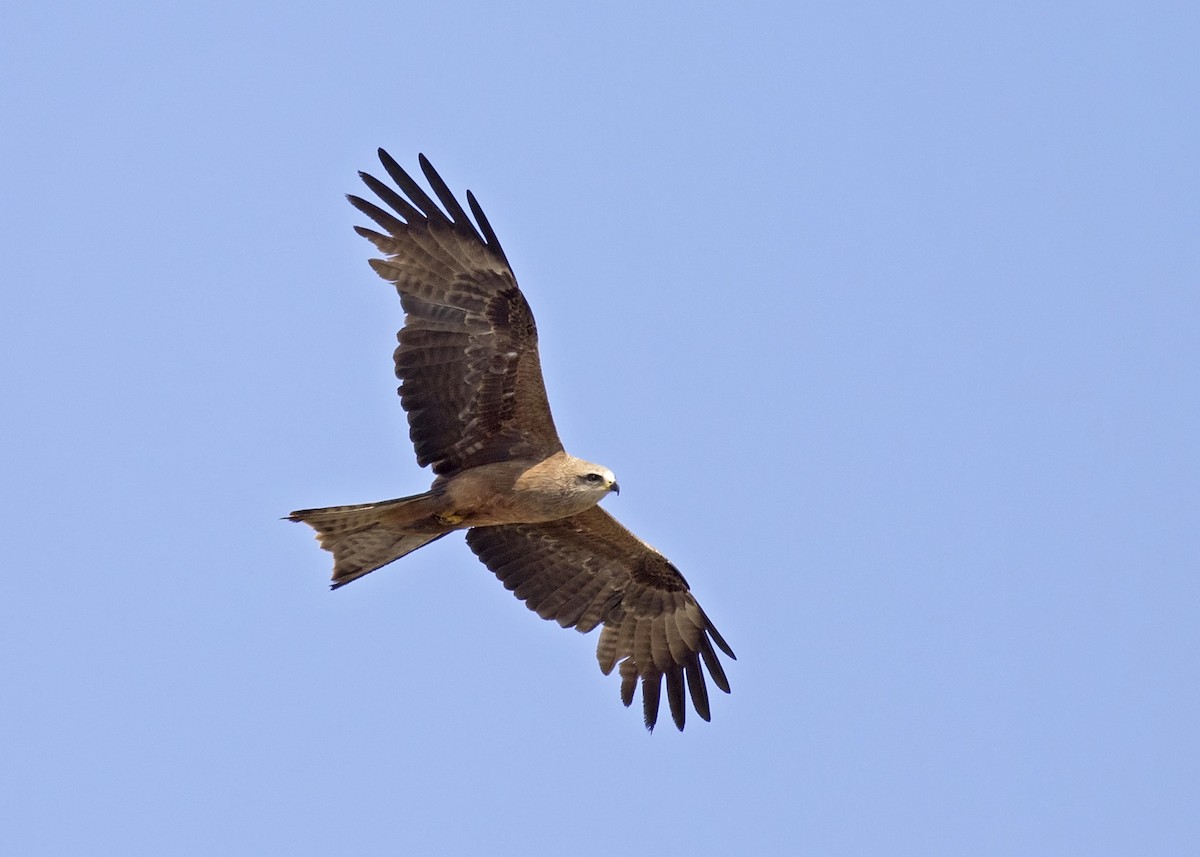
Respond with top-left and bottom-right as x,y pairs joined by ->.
508,454 -> 621,520
569,459 -> 620,498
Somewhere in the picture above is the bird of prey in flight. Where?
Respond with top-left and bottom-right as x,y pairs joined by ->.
289,150 -> 734,731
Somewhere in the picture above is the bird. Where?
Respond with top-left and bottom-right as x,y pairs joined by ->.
289,150 -> 734,731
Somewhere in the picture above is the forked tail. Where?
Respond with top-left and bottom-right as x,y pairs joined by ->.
287,494 -> 450,589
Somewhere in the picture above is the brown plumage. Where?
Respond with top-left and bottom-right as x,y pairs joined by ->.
289,150 -> 734,731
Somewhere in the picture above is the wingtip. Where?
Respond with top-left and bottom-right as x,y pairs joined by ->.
703,613 -> 737,660
669,707 -> 686,731
417,153 -> 438,187
377,148 -> 404,176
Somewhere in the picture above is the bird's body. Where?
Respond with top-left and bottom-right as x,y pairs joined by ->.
438,453 -> 619,526
289,151 -> 734,731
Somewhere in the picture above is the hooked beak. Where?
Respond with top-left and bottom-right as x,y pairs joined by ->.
609,481 -> 620,495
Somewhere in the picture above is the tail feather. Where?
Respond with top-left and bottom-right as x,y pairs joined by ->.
288,494 -> 450,589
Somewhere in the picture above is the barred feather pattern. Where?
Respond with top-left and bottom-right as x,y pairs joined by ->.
466,506 -> 735,731
349,151 -> 564,476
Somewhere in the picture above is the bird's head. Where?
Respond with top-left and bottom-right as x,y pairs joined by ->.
574,463 -> 619,497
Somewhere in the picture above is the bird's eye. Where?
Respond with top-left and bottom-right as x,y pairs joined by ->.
585,473 -> 603,483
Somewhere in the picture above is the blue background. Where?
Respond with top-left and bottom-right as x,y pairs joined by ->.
3,2 -> 1197,854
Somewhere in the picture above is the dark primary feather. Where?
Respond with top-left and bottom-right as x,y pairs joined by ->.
349,151 -> 563,475
466,507 -> 735,731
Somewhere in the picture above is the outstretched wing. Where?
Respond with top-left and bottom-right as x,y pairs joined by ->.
349,150 -> 564,476
466,507 -> 735,731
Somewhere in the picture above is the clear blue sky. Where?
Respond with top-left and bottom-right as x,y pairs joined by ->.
3,2 -> 1197,854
